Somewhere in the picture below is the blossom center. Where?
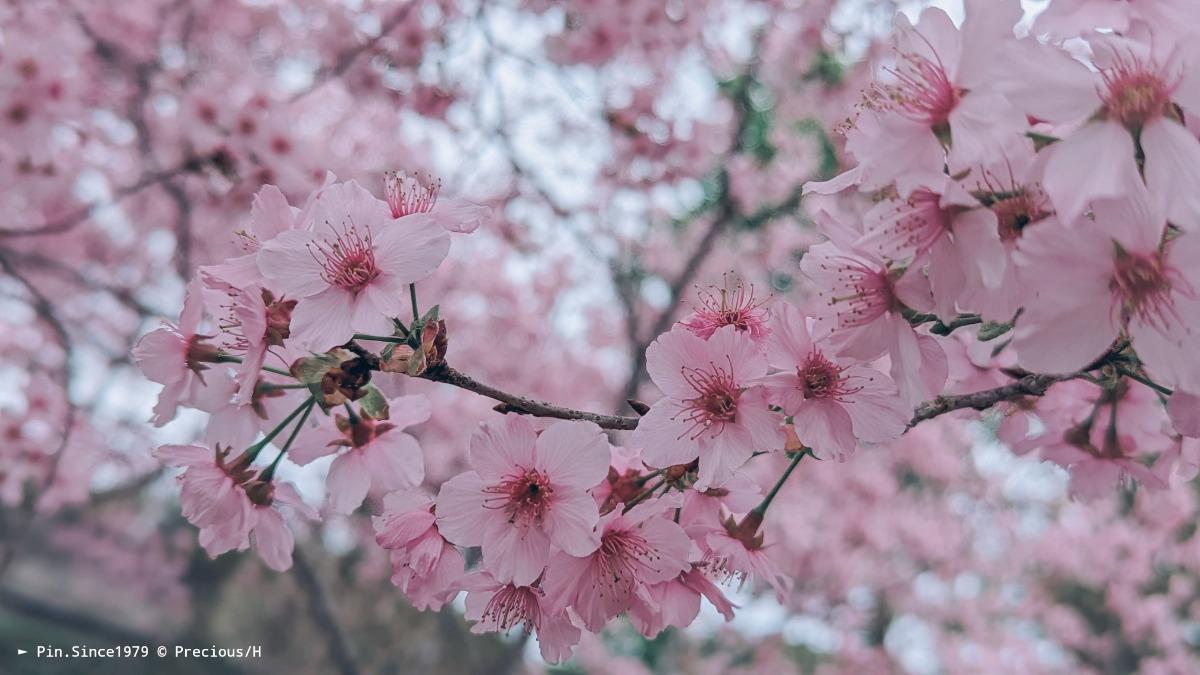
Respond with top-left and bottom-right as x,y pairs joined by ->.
1110,247 -> 1178,328
874,50 -> 962,130
483,468 -> 554,526
596,529 -> 658,592
677,360 -> 740,439
683,277 -> 769,340
992,189 -> 1048,242
481,583 -> 542,633
309,224 -> 379,293
1101,57 -> 1176,128
817,257 -> 897,328
799,350 -> 860,401
385,171 -> 441,218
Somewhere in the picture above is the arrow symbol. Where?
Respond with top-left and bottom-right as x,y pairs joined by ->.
17,649 -> 26,655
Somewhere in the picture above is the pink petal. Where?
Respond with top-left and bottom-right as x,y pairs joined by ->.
534,420 -> 609,489
1043,121 -> 1138,225
286,428 -> 340,466
289,286 -> 357,352
371,214 -> 452,285
153,444 -> 211,468
132,328 -> 186,384
842,367 -> 909,443
362,431 -> 425,491
274,482 -> 320,522
1141,117 -> 1200,231
1168,390 -> 1200,438
645,328 -> 714,399
326,450 -> 372,514
695,424 -> 755,490
737,387 -> 785,451
250,184 -> 298,242
470,416 -> 538,482
434,471 -> 489,546
1016,301 -> 1118,375
257,229 -> 328,298
766,303 -> 815,369
387,394 -> 433,429
253,506 -> 295,571
542,489 -> 600,557
631,401 -> 701,468
432,198 -> 489,234
483,519 -> 552,586
994,39 -> 1101,122
792,399 -> 857,460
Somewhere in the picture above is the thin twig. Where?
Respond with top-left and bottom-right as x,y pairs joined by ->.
423,366 -> 640,430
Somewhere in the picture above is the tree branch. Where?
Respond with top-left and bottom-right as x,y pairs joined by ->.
291,549 -> 361,675
908,373 -> 1073,428
423,366 -> 641,430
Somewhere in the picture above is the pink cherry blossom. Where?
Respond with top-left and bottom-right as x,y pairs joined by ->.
858,178 -> 1006,318
203,277 -> 297,404
258,179 -> 451,350
133,280 -> 234,425
1013,188 -> 1200,390
542,499 -> 691,631
241,482 -> 320,572
154,444 -> 256,535
288,394 -> 430,514
154,444 -> 317,570
760,304 -> 907,460
435,417 -> 610,585
373,489 -> 465,610
800,240 -> 948,406
462,571 -> 581,664
677,275 -> 770,343
846,0 -> 1025,192
1028,380 -> 1171,499
701,512 -> 793,601
628,565 -> 736,637
1000,33 -> 1200,227
383,171 -> 488,234
632,325 -> 783,490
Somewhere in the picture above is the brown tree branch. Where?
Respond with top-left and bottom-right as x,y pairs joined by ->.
419,365 -> 1076,435
423,366 -> 641,430
908,373 -> 1075,428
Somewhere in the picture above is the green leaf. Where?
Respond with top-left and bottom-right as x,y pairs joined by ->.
358,384 -> 389,420
419,304 -> 440,325
406,346 -> 427,376
289,352 -> 344,384
978,320 -> 1015,342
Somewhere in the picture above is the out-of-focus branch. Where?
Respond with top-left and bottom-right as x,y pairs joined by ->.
0,587 -> 157,645
0,159 -> 203,238
0,586 -> 247,674
291,548 -> 362,675
0,253 -> 77,577
294,3 -> 417,100
618,36 -> 769,404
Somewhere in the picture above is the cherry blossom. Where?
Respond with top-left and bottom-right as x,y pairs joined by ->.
435,417 -> 610,585
289,394 -> 430,514
631,325 -> 783,489
760,303 -> 907,459
258,179 -> 450,350
373,489 -> 465,610
542,499 -> 691,631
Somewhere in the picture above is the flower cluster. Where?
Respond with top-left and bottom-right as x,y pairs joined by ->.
129,0 -> 1200,665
